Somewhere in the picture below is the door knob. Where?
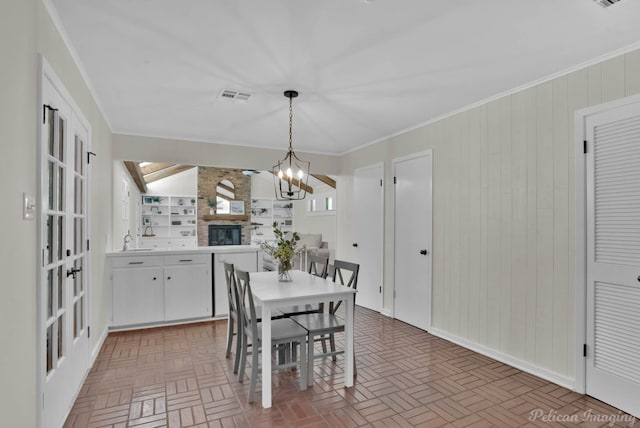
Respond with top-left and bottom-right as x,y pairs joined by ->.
352,243 -> 358,247
419,249 -> 428,255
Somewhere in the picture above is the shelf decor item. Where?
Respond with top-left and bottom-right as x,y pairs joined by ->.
259,222 -> 302,282
207,197 -> 218,215
230,200 -> 244,215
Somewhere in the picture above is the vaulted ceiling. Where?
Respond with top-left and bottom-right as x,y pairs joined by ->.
49,0 -> 640,155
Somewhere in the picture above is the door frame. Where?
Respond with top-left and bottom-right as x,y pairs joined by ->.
392,149 -> 433,328
352,161 -> 385,313
574,93 -> 640,394
36,55 -> 92,428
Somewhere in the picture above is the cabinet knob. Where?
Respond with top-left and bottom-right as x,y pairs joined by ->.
153,277 -> 157,281
167,276 -> 171,280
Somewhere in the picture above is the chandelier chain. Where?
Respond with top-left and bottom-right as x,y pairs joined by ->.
289,96 -> 293,151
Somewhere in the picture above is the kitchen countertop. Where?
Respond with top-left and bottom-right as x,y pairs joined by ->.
106,245 -> 261,257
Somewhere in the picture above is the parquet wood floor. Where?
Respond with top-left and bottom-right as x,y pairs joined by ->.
64,307 -> 635,427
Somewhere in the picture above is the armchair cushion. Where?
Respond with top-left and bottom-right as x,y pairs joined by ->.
299,234 -> 322,250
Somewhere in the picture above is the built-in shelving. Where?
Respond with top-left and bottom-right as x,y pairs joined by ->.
250,198 -> 294,243
140,195 -> 197,248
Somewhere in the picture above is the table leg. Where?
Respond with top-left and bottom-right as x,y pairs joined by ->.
261,303 -> 272,408
344,294 -> 354,387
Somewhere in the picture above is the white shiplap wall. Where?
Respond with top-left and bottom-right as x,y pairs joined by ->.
338,48 -> 640,381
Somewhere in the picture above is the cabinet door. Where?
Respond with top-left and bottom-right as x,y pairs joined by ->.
112,267 -> 164,326
164,263 -> 211,320
213,252 -> 258,316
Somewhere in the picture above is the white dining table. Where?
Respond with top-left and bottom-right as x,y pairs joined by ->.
249,269 -> 357,408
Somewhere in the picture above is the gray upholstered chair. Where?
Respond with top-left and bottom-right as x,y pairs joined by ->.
235,269 -> 308,403
289,259 -> 359,385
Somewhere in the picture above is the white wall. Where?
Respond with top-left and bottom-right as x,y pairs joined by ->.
338,48 -> 640,384
293,185 -> 337,254
112,162 -> 142,249
0,1 -> 113,425
113,133 -> 340,175
146,166 -> 197,196
250,172 -> 274,198
0,1 -> 38,425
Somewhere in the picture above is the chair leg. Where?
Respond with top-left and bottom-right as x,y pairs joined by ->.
233,320 -> 242,374
225,316 -> 234,358
307,333 -> 315,386
329,333 -> 337,362
292,342 -> 297,369
299,339 -> 307,391
248,342 -> 260,403
239,332 -> 248,382
320,335 -> 328,354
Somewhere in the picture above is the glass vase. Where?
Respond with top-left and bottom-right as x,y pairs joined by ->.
277,258 -> 293,282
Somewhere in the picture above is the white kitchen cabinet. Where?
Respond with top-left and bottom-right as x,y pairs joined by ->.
112,265 -> 164,326
108,247 -> 259,328
110,253 -> 212,328
164,255 -> 211,320
213,251 -> 259,316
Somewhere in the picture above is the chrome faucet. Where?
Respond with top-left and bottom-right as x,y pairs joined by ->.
122,234 -> 133,251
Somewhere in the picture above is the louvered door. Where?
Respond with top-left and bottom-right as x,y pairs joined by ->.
586,102 -> 640,418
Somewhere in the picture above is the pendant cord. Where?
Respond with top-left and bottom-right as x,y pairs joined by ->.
288,95 -> 293,152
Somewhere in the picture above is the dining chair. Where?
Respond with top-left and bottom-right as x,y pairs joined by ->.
223,262 -> 243,374
278,254 -> 330,318
290,259 -> 359,385
235,269 -> 308,403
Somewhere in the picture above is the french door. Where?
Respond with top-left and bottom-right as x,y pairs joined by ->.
585,101 -> 640,417
39,67 -> 90,428
393,151 -> 432,331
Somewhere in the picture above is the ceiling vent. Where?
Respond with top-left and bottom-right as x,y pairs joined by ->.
593,0 -> 621,7
217,89 -> 252,102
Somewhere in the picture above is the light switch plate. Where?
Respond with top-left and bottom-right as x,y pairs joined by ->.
24,193 -> 36,220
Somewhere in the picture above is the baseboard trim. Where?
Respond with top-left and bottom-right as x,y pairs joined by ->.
429,327 -> 575,391
91,326 -> 109,364
380,308 -> 393,317
108,316 -> 225,332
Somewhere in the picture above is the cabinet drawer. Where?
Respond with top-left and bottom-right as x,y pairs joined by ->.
163,254 -> 210,266
111,256 -> 163,268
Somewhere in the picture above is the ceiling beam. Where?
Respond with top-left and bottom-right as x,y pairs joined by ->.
145,165 -> 195,184
269,171 -> 314,195
140,162 -> 174,176
311,174 -> 336,189
123,161 -> 147,193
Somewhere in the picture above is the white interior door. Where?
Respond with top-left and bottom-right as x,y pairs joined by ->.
585,101 -> 640,418
393,152 -> 432,331
352,163 -> 384,312
40,71 -> 90,428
